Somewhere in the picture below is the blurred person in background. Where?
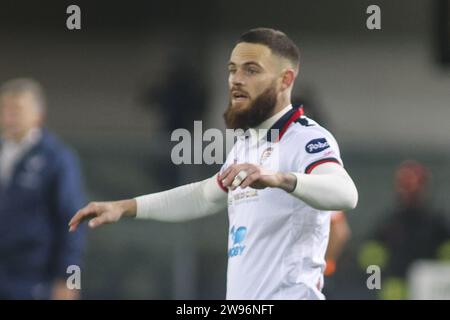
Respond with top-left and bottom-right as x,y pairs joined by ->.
144,50 -> 207,134
359,160 -> 450,299
324,211 -> 351,277
140,51 -> 208,186
0,78 -> 86,299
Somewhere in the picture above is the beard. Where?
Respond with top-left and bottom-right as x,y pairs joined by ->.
223,84 -> 278,130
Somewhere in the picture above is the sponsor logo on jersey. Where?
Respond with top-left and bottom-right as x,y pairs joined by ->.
228,226 -> 247,257
305,138 -> 330,154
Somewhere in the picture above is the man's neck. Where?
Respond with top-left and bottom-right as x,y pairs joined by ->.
3,128 -> 42,145
247,94 -> 293,139
247,104 -> 293,141
256,104 -> 293,131
271,96 -> 291,118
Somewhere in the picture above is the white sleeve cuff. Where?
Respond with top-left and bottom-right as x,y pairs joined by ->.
290,162 -> 358,211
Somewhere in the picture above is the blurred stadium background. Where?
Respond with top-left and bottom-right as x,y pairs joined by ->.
1,0 -> 450,299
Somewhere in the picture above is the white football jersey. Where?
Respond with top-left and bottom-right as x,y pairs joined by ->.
220,105 -> 343,300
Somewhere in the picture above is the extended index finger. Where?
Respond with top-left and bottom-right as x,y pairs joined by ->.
68,204 -> 98,232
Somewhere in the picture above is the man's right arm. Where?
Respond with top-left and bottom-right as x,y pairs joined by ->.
68,174 -> 227,231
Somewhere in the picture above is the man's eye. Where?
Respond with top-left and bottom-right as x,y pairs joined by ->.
228,69 -> 236,74
247,69 -> 258,75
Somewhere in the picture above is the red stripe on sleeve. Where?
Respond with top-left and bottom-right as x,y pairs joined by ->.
305,158 -> 341,174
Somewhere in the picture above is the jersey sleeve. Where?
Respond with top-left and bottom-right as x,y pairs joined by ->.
295,126 -> 344,174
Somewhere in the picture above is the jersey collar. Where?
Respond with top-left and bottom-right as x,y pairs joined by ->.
264,104 -> 304,142
246,104 -> 304,142
255,104 -> 293,131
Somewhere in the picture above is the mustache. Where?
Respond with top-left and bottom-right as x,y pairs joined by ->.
230,87 -> 250,97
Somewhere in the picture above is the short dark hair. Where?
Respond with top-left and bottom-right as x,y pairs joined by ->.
237,28 -> 300,69
0,78 -> 46,113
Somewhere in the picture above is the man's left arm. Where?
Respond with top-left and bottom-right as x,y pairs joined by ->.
287,162 -> 358,210
51,148 -> 86,299
219,161 -> 358,211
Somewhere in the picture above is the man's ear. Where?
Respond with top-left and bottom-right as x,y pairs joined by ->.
281,69 -> 295,91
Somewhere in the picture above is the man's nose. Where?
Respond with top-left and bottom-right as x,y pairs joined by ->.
230,70 -> 245,86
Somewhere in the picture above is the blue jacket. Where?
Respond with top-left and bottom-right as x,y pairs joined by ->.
0,129 -> 86,299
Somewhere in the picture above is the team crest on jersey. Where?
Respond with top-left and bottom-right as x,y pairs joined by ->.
305,138 -> 330,154
259,147 -> 274,164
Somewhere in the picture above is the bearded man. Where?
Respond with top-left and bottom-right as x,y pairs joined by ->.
69,28 -> 358,300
